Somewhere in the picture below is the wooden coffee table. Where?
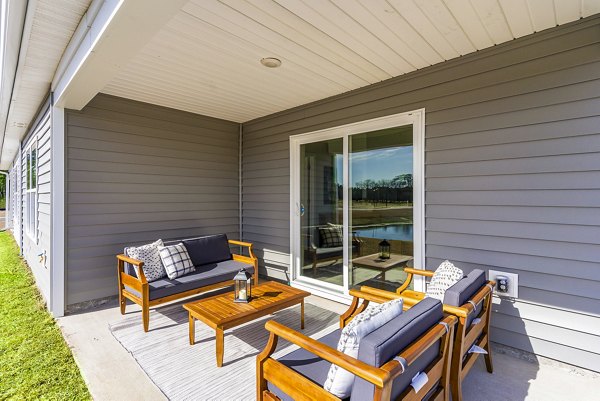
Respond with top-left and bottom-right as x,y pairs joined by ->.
183,281 -> 310,367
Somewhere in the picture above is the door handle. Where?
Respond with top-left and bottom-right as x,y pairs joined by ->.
300,203 -> 305,216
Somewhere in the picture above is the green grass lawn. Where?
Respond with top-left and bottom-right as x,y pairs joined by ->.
0,231 -> 90,400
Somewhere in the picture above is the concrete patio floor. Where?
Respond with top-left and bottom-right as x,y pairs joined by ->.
58,292 -> 600,401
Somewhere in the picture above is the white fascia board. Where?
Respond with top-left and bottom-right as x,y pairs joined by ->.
52,0 -> 188,110
0,0 -> 31,170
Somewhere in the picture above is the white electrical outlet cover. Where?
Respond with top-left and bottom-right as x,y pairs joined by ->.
488,270 -> 519,298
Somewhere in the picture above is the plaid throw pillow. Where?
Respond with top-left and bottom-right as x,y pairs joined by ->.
319,226 -> 342,247
158,243 -> 195,279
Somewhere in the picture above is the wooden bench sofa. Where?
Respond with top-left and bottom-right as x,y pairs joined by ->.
117,234 -> 258,332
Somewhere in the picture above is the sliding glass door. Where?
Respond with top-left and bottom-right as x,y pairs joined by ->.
298,138 -> 344,287
349,126 -> 415,291
290,111 -> 424,300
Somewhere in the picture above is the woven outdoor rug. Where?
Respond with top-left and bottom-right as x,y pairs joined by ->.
109,296 -> 339,401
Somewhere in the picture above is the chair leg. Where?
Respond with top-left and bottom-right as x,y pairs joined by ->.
451,375 -> 462,401
484,341 -> 494,373
142,304 -> 150,332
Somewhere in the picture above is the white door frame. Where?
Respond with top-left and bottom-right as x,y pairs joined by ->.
289,109 -> 426,303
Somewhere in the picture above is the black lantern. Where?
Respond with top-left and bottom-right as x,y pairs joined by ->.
379,239 -> 391,259
234,268 -> 253,303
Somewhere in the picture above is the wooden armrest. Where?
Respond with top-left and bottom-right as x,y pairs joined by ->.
462,280 -> 495,312
349,287 -> 400,304
116,254 -> 147,284
264,320 -> 387,388
404,267 -> 435,277
229,239 -> 252,248
117,254 -> 144,266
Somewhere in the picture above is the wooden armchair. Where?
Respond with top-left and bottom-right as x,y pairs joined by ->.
257,296 -> 457,401
345,267 -> 495,401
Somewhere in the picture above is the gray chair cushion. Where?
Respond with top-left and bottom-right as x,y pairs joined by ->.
182,234 -> 232,266
315,246 -> 344,259
444,269 -> 486,327
269,330 -> 344,401
443,269 -> 486,307
126,260 -> 253,300
350,298 -> 444,401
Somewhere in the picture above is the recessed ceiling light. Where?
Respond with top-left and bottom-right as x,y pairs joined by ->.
260,57 -> 282,68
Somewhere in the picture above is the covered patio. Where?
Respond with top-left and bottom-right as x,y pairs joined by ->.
1,0 -> 600,399
58,283 -> 598,401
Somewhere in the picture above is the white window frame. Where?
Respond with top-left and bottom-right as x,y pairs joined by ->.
289,109 -> 427,302
24,140 -> 38,243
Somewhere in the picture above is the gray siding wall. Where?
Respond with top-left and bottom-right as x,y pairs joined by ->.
9,152 -> 21,245
242,17 -> 600,371
65,94 -> 240,305
20,103 -> 52,302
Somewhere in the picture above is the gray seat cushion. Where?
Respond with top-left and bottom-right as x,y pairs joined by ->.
182,234 -> 232,266
350,298 -> 444,401
126,260 -> 253,300
314,246 -> 344,258
268,330 -> 343,401
444,269 -> 486,327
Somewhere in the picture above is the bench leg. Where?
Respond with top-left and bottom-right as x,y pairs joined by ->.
119,293 -> 126,315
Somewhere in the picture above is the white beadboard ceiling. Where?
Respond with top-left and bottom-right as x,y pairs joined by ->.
0,0 -> 91,168
102,0 -> 600,123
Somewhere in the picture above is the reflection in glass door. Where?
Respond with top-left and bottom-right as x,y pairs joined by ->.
290,110 -> 424,300
298,138 -> 344,288
349,126 -> 414,291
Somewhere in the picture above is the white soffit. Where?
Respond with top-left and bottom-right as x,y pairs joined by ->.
0,0 -> 91,169
102,0 -> 600,123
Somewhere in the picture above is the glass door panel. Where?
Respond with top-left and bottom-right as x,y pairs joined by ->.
349,126 -> 414,291
299,138 -> 344,287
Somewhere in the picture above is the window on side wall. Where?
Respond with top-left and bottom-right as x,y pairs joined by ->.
25,142 -> 37,242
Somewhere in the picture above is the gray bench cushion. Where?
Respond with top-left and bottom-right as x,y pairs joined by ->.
444,269 -> 486,327
269,330 -> 344,401
126,260 -> 253,301
350,298 -> 444,401
182,234 -> 232,266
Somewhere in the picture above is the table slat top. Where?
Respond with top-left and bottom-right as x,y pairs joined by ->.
183,281 -> 310,326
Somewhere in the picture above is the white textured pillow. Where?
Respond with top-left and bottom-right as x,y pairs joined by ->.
425,260 -> 464,301
323,298 -> 404,398
125,239 -> 166,282
158,243 -> 195,279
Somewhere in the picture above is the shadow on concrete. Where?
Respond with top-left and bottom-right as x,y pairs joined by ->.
462,297 -> 538,401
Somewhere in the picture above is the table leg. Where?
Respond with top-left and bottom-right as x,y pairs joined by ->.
382,270 -> 386,281
216,327 -> 224,367
301,300 -> 305,330
188,313 -> 195,345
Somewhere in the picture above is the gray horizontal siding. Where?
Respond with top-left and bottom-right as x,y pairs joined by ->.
65,94 -> 240,306
21,104 -> 52,302
241,16 -> 600,371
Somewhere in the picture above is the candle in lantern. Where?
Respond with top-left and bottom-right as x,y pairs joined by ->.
238,288 -> 247,300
